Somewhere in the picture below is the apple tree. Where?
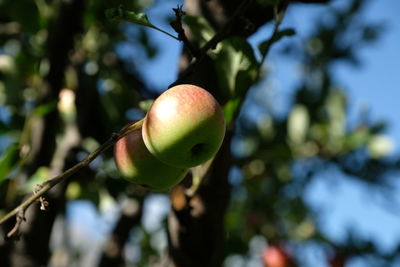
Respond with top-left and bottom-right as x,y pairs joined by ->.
0,0 -> 399,266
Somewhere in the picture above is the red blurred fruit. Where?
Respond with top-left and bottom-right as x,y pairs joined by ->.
262,245 -> 291,267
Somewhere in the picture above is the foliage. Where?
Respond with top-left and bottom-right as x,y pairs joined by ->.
0,0 -> 399,266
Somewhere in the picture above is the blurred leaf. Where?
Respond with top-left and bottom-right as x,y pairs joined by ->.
0,55 -> 16,74
82,137 -> 100,153
66,181 -> 82,200
367,135 -> 394,159
215,37 -> 258,99
99,189 -> 116,213
66,179 -> 101,207
138,99 -> 154,112
24,166 -> 49,193
0,144 -> 19,184
287,104 -> 309,145
105,6 -> 154,28
343,128 -> 370,151
183,15 -> 215,46
258,28 -> 296,56
33,101 -> 57,117
224,97 -> 241,125
325,89 -> 346,152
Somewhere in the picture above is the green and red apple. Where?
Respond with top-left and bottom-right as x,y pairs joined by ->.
114,84 -> 225,191
142,84 -> 226,168
114,128 -> 188,191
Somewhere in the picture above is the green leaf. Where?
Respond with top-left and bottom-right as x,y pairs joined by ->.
215,37 -> 258,99
258,28 -> 296,56
24,166 -> 49,193
0,144 -> 19,184
105,6 -> 178,40
138,99 -> 154,112
367,135 -> 394,159
223,97 -> 241,125
105,7 -> 154,28
325,89 -> 346,141
343,128 -> 370,151
287,105 -> 309,145
33,101 -> 57,117
183,15 -> 215,46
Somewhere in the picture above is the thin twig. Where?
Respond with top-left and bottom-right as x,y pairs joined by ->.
0,119 -> 144,234
257,2 -> 289,78
199,0 -> 254,54
6,209 -> 25,238
170,5 -> 200,59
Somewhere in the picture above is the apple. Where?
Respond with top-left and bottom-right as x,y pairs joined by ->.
262,245 -> 292,267
142,84 -> 226,168
114,128 -> 188,191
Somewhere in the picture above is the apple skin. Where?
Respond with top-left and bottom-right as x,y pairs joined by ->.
143,84 -> 226,168
262,245 -> 291,267
114,128 -> 188,191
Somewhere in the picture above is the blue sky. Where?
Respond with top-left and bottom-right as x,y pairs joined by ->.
335,0 -> 400,145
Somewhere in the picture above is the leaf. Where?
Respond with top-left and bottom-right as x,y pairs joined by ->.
367,135 -> 394,159
138,99 -> 154,112
105,6 -> 178,40
33,101 -> 57,117
223,97 -> 241,125
24,167 -> 49,193
215,37 -> 258,99
0,144 -> 19,184
287,105 -> 309,145
325,89 -> 346,141
258,28 -> 296,56
343,128 -> 370,151
183,15 -> 215,46
105,6 -> 154,28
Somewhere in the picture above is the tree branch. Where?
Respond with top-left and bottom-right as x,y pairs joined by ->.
170,5 -> 201,59
0,120 -> 144,235
257,2 -> 289,78
170,0 -> 255,88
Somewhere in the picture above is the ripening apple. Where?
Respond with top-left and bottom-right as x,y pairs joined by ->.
142,84 -> 226,168
262,245 -> 292,267
114,128 -> 188,191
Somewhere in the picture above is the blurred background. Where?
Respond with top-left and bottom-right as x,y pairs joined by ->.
0,0 -> 399,266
